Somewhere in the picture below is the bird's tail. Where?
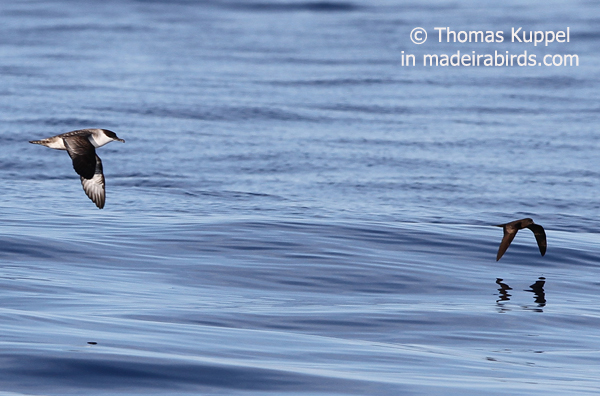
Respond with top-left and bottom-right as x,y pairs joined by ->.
29,139 -> 54,146
29,137 -> 65,149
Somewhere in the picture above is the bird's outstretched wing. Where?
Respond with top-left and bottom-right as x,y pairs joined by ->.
497,227 -> 518,261
63,135 -> 96,179
527,224 -> 547,256
80,155 -> 105,209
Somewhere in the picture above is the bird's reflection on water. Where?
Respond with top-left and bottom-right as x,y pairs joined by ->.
525,277 -> 546,311
496,277 -> 546,312
496,278 -> 512,301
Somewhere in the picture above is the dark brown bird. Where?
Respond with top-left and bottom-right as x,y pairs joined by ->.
495,218 -> 547,261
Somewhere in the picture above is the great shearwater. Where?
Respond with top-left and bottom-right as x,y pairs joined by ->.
495,218 -> 547,261
29,129 -> 125,209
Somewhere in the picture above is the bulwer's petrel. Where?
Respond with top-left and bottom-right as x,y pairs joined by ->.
495,218 -> 547,261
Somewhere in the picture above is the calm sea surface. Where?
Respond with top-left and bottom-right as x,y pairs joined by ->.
0,0 -> 599,395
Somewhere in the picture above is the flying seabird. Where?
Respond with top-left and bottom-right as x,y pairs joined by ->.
495,218 -> 546,261
29,128 -> 125,209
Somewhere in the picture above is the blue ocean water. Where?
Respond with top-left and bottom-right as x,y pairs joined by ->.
0,0 -> 599,395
